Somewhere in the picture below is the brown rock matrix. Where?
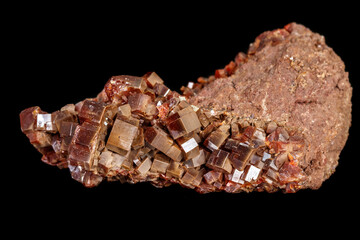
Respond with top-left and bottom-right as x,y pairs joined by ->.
19,23 -> 352,192
188,23 -> 352,189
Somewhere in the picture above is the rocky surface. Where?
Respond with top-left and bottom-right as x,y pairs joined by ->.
189,23 -> 352,189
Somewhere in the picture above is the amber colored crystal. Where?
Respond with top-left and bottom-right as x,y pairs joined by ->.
68,143 -> 92,170
27,131 -> 51,148
59,121 -> 78,137
204,128 -> 229,151
181,168 -> 205,187
154,83 -> 171,97
166,160 -> 184,179
144,126 -> 174,154
184,149 -> 207,168
166,106 -> 201,139
20,106 -> 43,133
132,127 -> 145,149
53,110 -> 77,131
72,122 -> 98,147
106,118 -> 138,154
177,136 -> 199,159
196,109 -> 210,128
203,170 -> 223,185
181,168 -> 199,185
78,100 -> 106,125
99,150 -> 113,167
145,72 -> 164,88
206,149 -> 233,173
151,153 -> 171,174
118,104 -> 131,118
135,157 -> 152,175
128,93 -> 152,114
165,144 -> 183,162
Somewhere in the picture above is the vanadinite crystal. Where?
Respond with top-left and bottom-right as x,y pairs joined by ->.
20,72 -> 307,193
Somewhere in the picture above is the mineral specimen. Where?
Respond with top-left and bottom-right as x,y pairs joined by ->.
20,23 -> 352,193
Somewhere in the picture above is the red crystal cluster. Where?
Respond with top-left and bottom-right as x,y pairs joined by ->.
20,72 -> 306,193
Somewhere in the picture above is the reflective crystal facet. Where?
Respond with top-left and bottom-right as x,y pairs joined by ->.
244,165 -> 261,182
36,114 -> 55,132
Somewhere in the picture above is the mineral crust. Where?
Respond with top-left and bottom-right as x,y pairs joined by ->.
20,23 -> 352,193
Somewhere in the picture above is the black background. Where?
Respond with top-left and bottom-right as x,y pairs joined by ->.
6,3 -> 359,234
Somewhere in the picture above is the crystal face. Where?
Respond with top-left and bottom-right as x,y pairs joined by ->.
106,118 -> 138,154
36,114 -> 54,131
20,72 -> 307,193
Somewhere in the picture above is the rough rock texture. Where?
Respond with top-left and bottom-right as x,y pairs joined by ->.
189,23 -> 352,189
